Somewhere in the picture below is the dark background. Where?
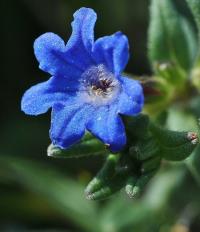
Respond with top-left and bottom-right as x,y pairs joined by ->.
0,0 -> 196,231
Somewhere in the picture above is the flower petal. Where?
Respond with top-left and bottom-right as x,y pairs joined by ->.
50,103 -> 94,149
21,76 -> 77,115
92,32 -> 129,75
86,106 -> 126,152
66,7 -> 97,68
34,32 -> 83,78
118,92 -> 143,116
119,76 -> 144,103
118,76 -> 144,115
34,8 -> 97,77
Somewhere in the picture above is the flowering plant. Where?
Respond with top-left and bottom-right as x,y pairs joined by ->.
22,8 -> 144,152
21,1 -> 200,200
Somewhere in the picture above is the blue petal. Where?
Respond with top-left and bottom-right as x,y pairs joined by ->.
50,103 -> 94,149
92,32 -> 129,75
21,76 -> 77,115
34,33 -> 83,78
117,76 -> 144,116
86,106 -> 126,152
66,7 -> 97,69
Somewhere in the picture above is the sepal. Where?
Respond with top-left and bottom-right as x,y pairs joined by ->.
125,171 -> 156,198
125,175 -> 138,198
85,154 -> 128,200
141,157 -> 161,173
129,137 -> 159,161
85,168 -> 128,200
125,114 -> 149,140
149,123 -> 199,161
85,154 -> 119,194
47,133 -> 105,158
125,170 -> 157,198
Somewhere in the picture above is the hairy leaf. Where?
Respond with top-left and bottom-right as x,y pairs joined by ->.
148,0 -> 197,71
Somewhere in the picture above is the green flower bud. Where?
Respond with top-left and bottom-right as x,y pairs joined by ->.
161,133 -> 198,161
149,123 -> 195,147
85,154 -> 119,199
125,114 -> 150,140
129,137 -> 159,161
149,123 -> 199,161
141,156 -> 161,173
125,176 -> 138,198
86,168 -> 128,200
126,171 -> 156,198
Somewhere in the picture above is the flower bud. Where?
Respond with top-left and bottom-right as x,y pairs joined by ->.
126,171 -> 156,198
85,154 -> 121,200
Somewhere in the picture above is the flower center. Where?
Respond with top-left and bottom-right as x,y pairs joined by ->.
79,64 -> 120,106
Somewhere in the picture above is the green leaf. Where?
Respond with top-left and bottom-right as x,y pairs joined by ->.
148,0 -> 197,71
129,137 -> 159,161
48,134 -> 106,158
141,156 -> 161,173
186,0 -> 200,90
86,169 -> 128,201
125,175 -> 138,198
126,171 -> 157,198
85,154 -> 128,200
125,155 -> 160,199
186,0 -> 200,34
149,123 -> 195,147
188,96 -> 200,117
143,166 -> 186,211
166,107 -> 199,132
125,114 -> 150,140
85,154 -> 119,195
129,115 -> 199,162
160,139 -> 198,161
100,167 -> 185,232
154,61 -> 188,87
191,66 -> 200,90
186,144 -> 200,187
149,122 -> 199,161
0,155 -> 99,232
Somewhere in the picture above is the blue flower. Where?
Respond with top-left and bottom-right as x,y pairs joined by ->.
21,7 -> 144,152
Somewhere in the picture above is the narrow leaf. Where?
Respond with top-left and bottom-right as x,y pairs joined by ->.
0,156 -> 99,232
48,138 -> 106,158
125,114 -> 149,139
186,0 -> 200,33
141,156 -> 161,173
85,154 -> 119,196
130,137 -> 159,161
149,123 -> 195,147
128,171 -> 157,198
86,169 -> 128,201
148,0 -> 197,71
125,176 -> 138,198
186,0 -> 200,90
149,123 -> 199,161
161,139 -> 198,161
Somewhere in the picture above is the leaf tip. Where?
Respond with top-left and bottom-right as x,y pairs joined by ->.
187,132 -> 199,145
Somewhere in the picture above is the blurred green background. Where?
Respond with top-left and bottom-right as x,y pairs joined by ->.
1,0 -> 200,231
